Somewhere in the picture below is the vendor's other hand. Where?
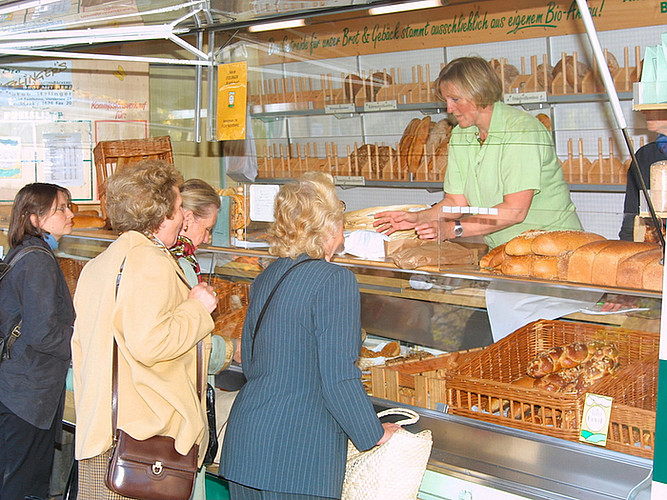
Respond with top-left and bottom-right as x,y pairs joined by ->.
373,210 -> 418,235
377,422 -> 401,446
414,220 -> 442,240
190,283 -> 219,313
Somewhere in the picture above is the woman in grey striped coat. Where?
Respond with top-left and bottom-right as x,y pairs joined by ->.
221,172 -> 398,500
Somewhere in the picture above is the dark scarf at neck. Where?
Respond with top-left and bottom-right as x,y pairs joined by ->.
170,235 -> 202,282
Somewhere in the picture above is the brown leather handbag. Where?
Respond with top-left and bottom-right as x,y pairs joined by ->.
104,258 -> 201,500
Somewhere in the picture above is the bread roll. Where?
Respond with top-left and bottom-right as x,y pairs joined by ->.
566,240 -> 615,283
479,243 -> 506,269
530,231 -> 606,256
616,248 -> 663,289
530,255 -> 560,280
500,255 -> 533,276
643,258 -> 664,291
504,230 -> 547,256
591,241 -> 658,286
72,214 -> 106,229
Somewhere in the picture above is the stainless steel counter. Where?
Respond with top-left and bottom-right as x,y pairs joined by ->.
372,398 -> 652,500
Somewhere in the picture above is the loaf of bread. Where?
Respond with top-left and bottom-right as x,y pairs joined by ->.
590,241 -> 658,286
344,74 -> 363,101
407,117 -> 431,172
360,341 -> 400,358
489,58 -> 519,92
616,248 -> 663,289
504,230 -> 547,256
565,240 -> 614,283
552,55 -> 591,89
643,258 -> 664,291
398,118 -> 420,169
364,71 -> 392,101
530,231 -> 605,256
500,255 -> 533,276
349,144 -> 397,173
72,214 -> 106,229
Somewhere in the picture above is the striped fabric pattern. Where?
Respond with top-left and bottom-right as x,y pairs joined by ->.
221,256 -> 383,498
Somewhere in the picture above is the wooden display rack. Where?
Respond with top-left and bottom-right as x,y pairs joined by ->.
256,139 -> 447,182
561,137 -> 628,185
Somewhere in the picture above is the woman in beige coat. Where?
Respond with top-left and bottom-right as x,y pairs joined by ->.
71,160 -> 218,498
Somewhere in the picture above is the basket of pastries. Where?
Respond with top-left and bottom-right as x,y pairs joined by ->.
445,319 -> 659,443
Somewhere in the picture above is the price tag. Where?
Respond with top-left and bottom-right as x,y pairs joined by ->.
363,100 -> 398,112
579,393 -> 613,446
334,175 -> 365,186
325,103 -> 355,114
503,91 -> 548,104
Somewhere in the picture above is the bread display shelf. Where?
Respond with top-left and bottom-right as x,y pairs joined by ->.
445,319 -> 659,456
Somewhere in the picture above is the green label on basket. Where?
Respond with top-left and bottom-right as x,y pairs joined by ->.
580,393 -> 613,446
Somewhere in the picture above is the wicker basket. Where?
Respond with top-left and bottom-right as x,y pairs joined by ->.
202,275 -> 250,339
57,257 -> 87,297
591,353 -> 657,458
446,319 -> 660,443
93,136 -> 174,222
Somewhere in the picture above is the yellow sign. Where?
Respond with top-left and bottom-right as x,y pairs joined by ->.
217,62 -> 248,141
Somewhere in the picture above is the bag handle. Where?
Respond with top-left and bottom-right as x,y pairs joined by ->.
377,408 -> 420,426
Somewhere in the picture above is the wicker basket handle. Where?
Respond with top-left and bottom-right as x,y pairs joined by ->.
377,408 -> 420,426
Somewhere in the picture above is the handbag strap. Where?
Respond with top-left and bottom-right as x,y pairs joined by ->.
377,408 -> 420,426
111,257 -> 204,436
251,258 -> 318,356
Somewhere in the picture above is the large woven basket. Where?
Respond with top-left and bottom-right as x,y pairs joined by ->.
446,319 -> 659,443
590,353 -> 657,458
201,275 -> 250,339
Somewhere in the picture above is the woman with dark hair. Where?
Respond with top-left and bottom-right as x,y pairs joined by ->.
0,182 -> 75,499
221,172 -> 398,500
375,56 -> 582,248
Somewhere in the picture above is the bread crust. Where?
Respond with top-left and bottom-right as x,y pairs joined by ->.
504,230 -> 548,256
530,230 -> 605,256
590,241 -> 658,286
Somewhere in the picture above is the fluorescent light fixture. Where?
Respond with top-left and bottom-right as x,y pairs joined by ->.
0,0 -> 60,16
248,18 -> 306,33
369,0 -> 443,16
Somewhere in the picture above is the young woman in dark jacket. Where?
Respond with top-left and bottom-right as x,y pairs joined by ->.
0,183 -> 75,499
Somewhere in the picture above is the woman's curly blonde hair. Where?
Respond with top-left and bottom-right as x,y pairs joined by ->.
105,159 -> 184,234
266,172 -> 343,259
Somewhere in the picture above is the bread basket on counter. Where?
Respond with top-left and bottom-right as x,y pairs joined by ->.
445,319 -> 659,451
201,275 -> 250,339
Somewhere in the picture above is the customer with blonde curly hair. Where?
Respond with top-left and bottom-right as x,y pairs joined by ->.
72,159 -> 219,498
221,172 -> 398,500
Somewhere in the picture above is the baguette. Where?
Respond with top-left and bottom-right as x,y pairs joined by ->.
530,231 -> 605,256
590,241 -> 658,286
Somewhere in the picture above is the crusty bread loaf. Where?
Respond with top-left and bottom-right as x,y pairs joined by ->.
643,258 -> 664,291
591,241 -> 658,286
479,243 -> 506,269
72,214 -> 106,229
552,55 -> 591,89
399,118 -> 420,170
504,230 -> 548,256
536,113 -> 551,131
530,230 -> 605,256
344,74 -> 363,101
530,255 -> 560,280
500,255 -> 533,276
566,240 -> 615,283
407,116 -> 431,172
617,248 -> 663,289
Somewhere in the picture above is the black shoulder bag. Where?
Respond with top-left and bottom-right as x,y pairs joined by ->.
251,258 -> 317,356
0,246 -> 55,365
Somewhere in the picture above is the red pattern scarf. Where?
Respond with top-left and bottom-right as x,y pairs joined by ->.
170,235 -> 202,282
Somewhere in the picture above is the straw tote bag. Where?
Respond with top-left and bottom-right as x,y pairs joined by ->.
342,408 -> 433,500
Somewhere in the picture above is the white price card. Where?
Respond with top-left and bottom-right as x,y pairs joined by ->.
579,393 -> 613,446
249,184 -> 280,222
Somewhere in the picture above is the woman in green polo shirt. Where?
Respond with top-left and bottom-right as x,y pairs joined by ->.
374,56 -> 582,249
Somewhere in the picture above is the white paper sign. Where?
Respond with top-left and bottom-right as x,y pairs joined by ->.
249,184 -> 279,222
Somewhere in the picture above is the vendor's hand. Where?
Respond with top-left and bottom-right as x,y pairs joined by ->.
232,337 -> 242,364
189,283 -> 218,313
414,220 -> 445,241
599,294 -> 638,313
376,422 -> 401,446
373,210 -> 418,235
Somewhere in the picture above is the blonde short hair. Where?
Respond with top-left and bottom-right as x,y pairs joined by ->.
435,56 -> 502,108
106,159 -> 183,234
266,172 -> 343,259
